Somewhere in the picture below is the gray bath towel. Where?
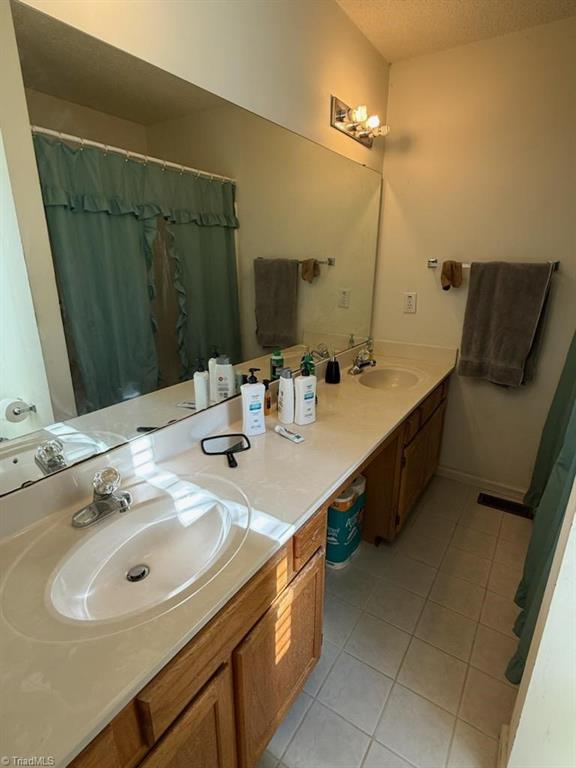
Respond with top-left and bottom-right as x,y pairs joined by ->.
254,258 -> 299,348
458,261 -> 553,387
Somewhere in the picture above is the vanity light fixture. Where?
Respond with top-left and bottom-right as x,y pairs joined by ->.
330,96 -> 390,148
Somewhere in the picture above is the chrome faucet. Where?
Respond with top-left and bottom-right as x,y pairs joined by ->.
71,467 -> 132,528
310,343 -> 330,361
35,439 -> 67,475
348,347 -> 377,376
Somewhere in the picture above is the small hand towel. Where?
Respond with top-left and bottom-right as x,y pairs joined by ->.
254,258 -> 299,348
458,261 -> 553,387
301,258 -> 320,283
441,260 -> 463,290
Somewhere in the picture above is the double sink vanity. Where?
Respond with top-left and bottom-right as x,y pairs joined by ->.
0,341 -> 456,768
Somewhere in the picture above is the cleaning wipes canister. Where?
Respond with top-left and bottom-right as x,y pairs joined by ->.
326,486 -> 361,568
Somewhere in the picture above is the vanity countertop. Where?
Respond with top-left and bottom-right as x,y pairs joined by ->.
0,342 -> 456,766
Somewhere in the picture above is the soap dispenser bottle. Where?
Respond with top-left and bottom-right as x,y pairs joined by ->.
241,368 -> 266,436
295,370 -> 317,425
193,358 -> 209,411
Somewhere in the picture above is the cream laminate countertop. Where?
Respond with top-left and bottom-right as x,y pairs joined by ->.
0,342 -> 456,767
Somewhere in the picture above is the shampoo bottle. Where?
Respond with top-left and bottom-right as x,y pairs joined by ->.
214,355 -> 235,402
241,368 -> 266,436
208,346 -> 220,404
278,368 -> 295,424
193,359 -> 209,411
295,372 -> 317,425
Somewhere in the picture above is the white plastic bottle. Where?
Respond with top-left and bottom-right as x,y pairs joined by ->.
241,368 -> 266,436
208,349 -> 219,404
295,373 -> 317,425
278,368 -> 295,425
214,355 -> 236,402
193,362 -> 209,411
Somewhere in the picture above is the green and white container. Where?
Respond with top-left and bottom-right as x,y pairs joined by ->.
326,486 -> 361,568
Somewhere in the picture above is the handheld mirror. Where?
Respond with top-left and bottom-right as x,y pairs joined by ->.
201,434 -> 251,468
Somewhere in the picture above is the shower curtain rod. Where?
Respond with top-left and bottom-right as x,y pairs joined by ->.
30,125 -> 236,184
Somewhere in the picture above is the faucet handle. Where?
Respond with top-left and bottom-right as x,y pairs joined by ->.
93,467 -> 121,497
35,438 -> 64,462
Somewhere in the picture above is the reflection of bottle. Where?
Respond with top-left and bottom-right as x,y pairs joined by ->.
193,358 -> 209,411
263,379 -> 272,415
278,369 -> 295,424
214,356 -> 235,402
270,347 -> 284,380
295,373 -> 317,425
208,346 -> 220,404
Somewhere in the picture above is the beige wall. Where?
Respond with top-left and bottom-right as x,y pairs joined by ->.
21,0 -> 389,171
146,105 -> 381,360
372,18 -> 576,494
25,89 -> 149,152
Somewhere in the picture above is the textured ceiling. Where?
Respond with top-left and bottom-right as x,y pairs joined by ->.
12,1 -> 225,125
336,0 -> 576,61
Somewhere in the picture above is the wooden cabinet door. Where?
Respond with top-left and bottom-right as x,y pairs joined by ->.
423,400 -> 446,486
397,427 -> 428,530
233,549 -> 324,768
139,664 -> 236,768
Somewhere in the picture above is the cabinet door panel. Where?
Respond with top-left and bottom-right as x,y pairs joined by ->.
139,665 -> 236,768
397,429 -> 428,530
424,400 -> 446,486
233,549 -> 324,768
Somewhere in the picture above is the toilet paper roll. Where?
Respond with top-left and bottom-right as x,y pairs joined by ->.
1,399 -> 29,423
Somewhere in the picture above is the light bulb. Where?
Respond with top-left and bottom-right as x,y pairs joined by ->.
350,104 -> 368,123
366,114 -> 381,130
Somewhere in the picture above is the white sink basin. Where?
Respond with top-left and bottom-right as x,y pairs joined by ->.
359,366 -> 422,391
2,472 -> 251,637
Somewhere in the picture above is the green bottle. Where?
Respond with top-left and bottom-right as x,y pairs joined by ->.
270,347 -> 284,380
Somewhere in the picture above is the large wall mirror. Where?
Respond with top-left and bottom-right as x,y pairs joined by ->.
0,1 -> 381,495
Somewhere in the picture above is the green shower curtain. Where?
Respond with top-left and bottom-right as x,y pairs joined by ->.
506,332 -> 576,683
33,134 -> 240,412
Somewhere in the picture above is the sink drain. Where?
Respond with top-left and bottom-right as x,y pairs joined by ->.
126,564 -> 150,583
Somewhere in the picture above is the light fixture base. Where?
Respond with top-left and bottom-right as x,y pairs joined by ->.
330,95 -> 374,148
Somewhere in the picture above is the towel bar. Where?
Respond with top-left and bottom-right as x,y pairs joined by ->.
427,258 -> 559,271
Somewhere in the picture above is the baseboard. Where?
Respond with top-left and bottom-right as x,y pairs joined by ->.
436,465 -> 526,502
498,724 -> 510,768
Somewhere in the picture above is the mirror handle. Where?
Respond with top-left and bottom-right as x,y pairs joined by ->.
226,452 -> 238,468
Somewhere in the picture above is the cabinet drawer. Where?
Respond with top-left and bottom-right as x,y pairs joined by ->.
403,408 -> 421,445
293,507 -> 327,572
420,385 -> 443,425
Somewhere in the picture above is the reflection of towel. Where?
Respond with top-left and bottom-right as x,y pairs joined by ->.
441,260 -> 463,290
301,259 -> 320,283
254,258 -> 299,348
458,261 -> 553,387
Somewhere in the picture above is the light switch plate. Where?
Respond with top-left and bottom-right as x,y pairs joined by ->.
403,292 -> 417,313
338,288 -> 351,309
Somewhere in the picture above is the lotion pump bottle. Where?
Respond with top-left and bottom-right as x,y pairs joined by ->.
241,368 -> 266,436
214,355 -> 235,402
193,359 -> 209,411
208,346 -> 220,404
278,368 -> 295,425
295,371 -> 317,425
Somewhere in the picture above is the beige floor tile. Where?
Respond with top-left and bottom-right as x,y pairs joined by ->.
303,640 -> 340,696
366,579 -> 425,633
258,752 -> 279,768
459,503 -> 503,537
385,553 -> 437,597
363,741 -> 414,768
325,566 -> 375,609
499,514 -> 532,545
283,700 -> 370,768
411,511 -> 457,541
415,602 -> 477,661
494,537 -> 528,568
353,541 -> 398,579
324,594 -> 362,647
267,691 -> 313,759
480,591 -> 520,638
429,572 -> 485,620
487,559 -> 522,600
318,652 -> 393,735
398,638 -> 467,713
447,720 -> 498,768
375,684 -> 455,768
459,668 -> 517,739
470,624 -> 517,685
346,614 -> 411,678
419,476 -> 473,518
452,527 -> 497,560
397,529 -> 448,568
441,547 -> 491,587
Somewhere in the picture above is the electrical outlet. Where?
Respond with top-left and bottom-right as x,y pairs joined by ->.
403,292 -> 417,314
338,288 -> 351,309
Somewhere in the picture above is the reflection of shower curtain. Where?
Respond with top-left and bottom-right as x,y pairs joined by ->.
506,332 -> 576,683
33,134 -> 241,413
